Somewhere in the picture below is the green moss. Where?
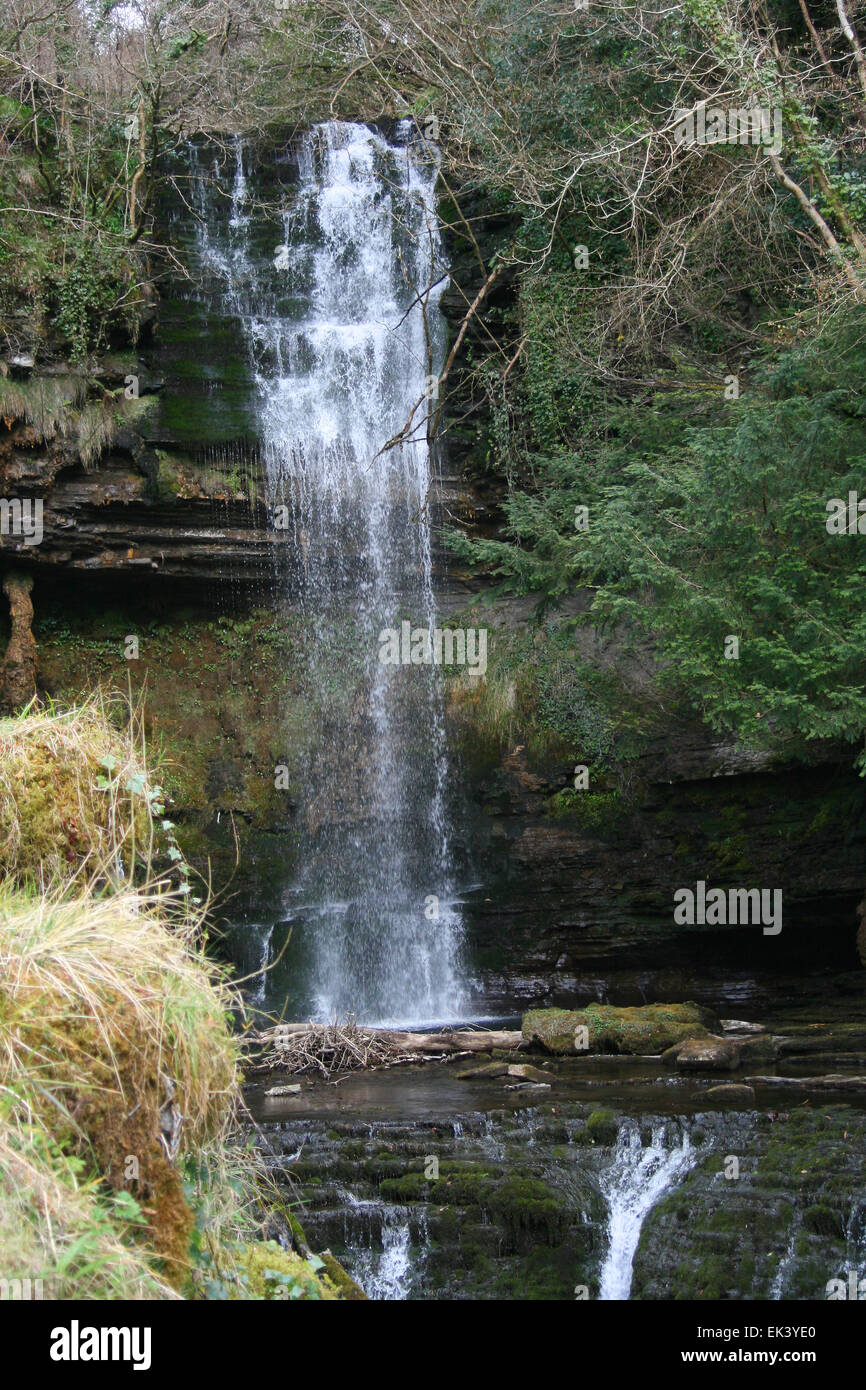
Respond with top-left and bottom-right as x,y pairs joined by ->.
285,1209 -> 309,1248
240,1241 -> 338,1300
488,1177 -> 566,1243
585,1108 -> 618,1145
319,1250 -> 368,1300
546,788 -> 623,834
523,1001 -> 714,1054
379,1173 -> 429,1202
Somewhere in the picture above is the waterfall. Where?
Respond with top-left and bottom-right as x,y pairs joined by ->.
598,1121 -> 697,1300
187,122 -> 467,1025
343,1208 -> 425,1301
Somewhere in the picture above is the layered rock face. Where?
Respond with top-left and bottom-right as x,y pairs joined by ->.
452,717 -> 865,1012
0,137 -> 481,589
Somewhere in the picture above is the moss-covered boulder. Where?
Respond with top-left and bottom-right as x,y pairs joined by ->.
585,1107 -> 619,1144
522,1002 -> 716,1055
455,1062 -> 510,1080
704,1083 -> 756,1105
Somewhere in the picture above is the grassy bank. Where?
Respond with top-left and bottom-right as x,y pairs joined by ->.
0,695 -> 351,1300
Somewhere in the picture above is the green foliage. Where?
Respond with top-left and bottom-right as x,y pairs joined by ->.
52,238 -> 129,361
456,313 -> 866,762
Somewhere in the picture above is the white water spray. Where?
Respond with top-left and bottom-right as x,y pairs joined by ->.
188,123 -> 467,1024
599,1122 -> 697,1300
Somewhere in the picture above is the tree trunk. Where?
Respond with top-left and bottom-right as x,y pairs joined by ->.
253,1023 -> 526,1054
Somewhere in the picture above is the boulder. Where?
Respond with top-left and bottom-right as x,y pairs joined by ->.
522,1002 -> 717,1055
704,1083 -> 756,1105
506,1063 -> 551,1082
664,1033 -> 778,1071
662,1035 -> 741,1071
455,1062 -> 510,1080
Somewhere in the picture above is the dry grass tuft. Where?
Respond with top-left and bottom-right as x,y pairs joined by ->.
0,884 -> 241,1287
0,694 -> 252,1296
0,694 -> 152,886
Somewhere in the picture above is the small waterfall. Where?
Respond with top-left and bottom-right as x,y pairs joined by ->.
349,1216 -> 412,1301
770,1219 -> 799,1300
186,123 -> 469,1025
842,1197 -> 866,1283
339,1198 -> 428,1301
598,1121 -> 697,1300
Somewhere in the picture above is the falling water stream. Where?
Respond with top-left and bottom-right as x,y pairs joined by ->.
598,1122 -> 697,1301
189,122 -> 468,1025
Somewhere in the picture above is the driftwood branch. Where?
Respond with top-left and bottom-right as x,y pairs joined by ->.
247,1019 -> 526,1076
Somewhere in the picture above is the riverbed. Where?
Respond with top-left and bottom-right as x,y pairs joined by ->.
244,978 -> 866,1300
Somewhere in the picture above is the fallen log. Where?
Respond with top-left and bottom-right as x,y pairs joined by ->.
245,1020 -> 526,1077
254,1023 -> 524,1052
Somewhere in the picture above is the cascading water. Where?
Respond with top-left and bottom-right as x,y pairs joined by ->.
598,1121 -> 697,1300
340,1202 -> 428,1301
187,122 -> 468,1025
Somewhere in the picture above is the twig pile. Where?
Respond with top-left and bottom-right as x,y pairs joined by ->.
249,1017 -> 433,1078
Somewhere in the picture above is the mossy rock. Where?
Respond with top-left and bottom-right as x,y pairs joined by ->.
319,1250 -> 369,1300
240,1240 -> 338,1300
522,1002 -> 717,1055
585,1107 -> 619,1145
803,1205 -> 845,1238
487,1177 -> 567,1243
379,1173 -> 429,1203
455,1061 -> 510,1080
285,1208 -> 311,1249
704,1083 -> 756,1105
